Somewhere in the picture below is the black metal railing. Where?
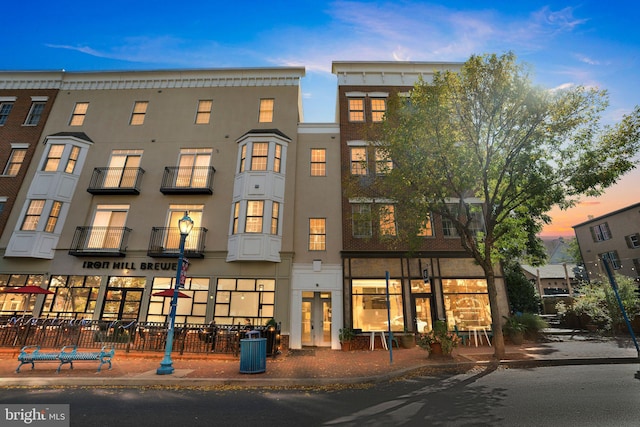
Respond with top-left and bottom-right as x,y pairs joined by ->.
147,227 -> 207,258
160,166 -> 215,194
87,167 -> 145,194
0,317 -> 281,356
69,226 -> 132,257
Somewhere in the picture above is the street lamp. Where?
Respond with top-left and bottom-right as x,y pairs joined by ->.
157,211 -> 194,375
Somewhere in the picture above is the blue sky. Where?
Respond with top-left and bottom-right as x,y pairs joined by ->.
3,0 -> 639,236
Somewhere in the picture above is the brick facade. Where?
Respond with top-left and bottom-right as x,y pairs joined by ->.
0,89 -> 58,236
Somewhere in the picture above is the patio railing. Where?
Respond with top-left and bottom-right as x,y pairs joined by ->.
0,317 -> 281,356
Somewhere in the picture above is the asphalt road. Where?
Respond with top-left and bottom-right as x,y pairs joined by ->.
1,364 -> 639,426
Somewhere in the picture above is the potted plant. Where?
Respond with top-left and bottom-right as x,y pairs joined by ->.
416,320 -> 459,357
339,327 -> 356,351
399,327 -> 416,348
503,315 -> 526,345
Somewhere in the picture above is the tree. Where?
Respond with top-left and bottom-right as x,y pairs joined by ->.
503,260 -> 541,314
369,52 -> 640,359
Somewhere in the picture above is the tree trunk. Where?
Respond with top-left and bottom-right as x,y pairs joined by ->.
485,267 -> 506,359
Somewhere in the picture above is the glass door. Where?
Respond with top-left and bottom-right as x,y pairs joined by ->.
301,292 -> 332,347
413,296 -> 433,333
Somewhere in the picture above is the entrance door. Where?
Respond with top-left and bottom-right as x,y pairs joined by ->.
301,292 -> 332,347
413,296 -> 433,333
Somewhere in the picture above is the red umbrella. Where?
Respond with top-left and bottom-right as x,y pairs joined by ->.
2,285 -> 54,295
152,289 -> 191,298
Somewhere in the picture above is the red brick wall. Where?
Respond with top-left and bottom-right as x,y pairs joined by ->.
0,89 -> 58,236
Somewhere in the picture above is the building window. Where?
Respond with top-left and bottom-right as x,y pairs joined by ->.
443,279 -> 491,330
214,278 -> 275,325
233,202 -> 240,234
348,98 -> 365,122
375,147 -> 392,174
310,149 -> 326,176
65,146 -> 80,174
43,144 -> 65,172
625,233 -> 640,249
88,205 -> 129,249
352,279 -> 403,331
148,277 -> 210,323
271,202 -> 280,235
45,201 -> 63,233
442,204 -> 484,237
601,251 -> 621,269
21,200 -> 45,231
350,147 -> 367,175
0,274 -> 47,314
259,98 -> 274,123
239,145 -> 247,173
69,102 -> 89,126
105,150 -> 143,188
24,102 -> 46,125
309,218 -> 326,250
251,143 -> 269,171
379,204 -> 397,237
352,204 -> 372,237
195,100 -> 213,124
245,201 -> 264,233
590,222 -> 612,242
41,275 -> 101,319
166,206 -> 203,251
0,102 -> 14,125
371,98 -> 386,122
418,214 -> 434,237
3,147 -> 27,176
129,101 -> 148,125
273,144 -> 282,173
176,148 -> 212,187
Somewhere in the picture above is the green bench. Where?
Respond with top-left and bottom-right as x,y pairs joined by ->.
16,345 -> 115,373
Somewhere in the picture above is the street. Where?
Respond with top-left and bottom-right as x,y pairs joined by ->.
1,364 -> 639,426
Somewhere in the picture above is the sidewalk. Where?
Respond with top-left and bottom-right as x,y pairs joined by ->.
0,332 -> 637,388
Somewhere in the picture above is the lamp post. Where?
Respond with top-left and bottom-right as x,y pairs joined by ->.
157,211 -> 193,375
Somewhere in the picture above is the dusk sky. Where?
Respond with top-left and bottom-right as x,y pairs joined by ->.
3,1 -> 638,237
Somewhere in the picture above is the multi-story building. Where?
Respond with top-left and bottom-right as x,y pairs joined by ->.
0,77 -> 59,237
332,61 -> 509,337
0,68 -> 348,349
0,61 -> 514,352
573,202 -> 640,281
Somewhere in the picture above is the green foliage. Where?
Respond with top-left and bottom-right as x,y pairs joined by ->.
518,312 -> 549,336
502,315 -> 527,334
339,327 -> 356,342
504,262 -> 541,313
360,52 -> 640,357
560,275 -> 640,331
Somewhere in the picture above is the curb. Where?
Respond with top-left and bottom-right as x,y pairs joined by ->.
0,356 -> 637,388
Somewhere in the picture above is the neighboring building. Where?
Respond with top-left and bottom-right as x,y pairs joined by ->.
573,202 -> 640,281
0,78 -> 58,237
0,68 -> 340,349
520,264 -> 577,296
332,61 -> 509,336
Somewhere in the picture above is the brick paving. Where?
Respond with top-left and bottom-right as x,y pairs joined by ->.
0,333 -> 636,387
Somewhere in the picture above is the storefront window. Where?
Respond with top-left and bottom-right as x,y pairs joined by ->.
42,275 -> 101,319
147,277 -> 210,324
442,279 -> 491,330
0,274 -> 46,315
214,278 -> 275,326
352,279 -> 403,331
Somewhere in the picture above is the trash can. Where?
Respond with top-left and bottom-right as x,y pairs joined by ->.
239,332 -> 267,374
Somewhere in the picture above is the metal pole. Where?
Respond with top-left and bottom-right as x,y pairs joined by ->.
385,271 -> 393,364
601,257 -> 640,358
156,232 -> 187,375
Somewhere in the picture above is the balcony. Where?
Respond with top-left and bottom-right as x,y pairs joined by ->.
147,227 -> 208,258
87,167 -> 145,195
160,166 -> 215,194
69,226 -> 132,257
